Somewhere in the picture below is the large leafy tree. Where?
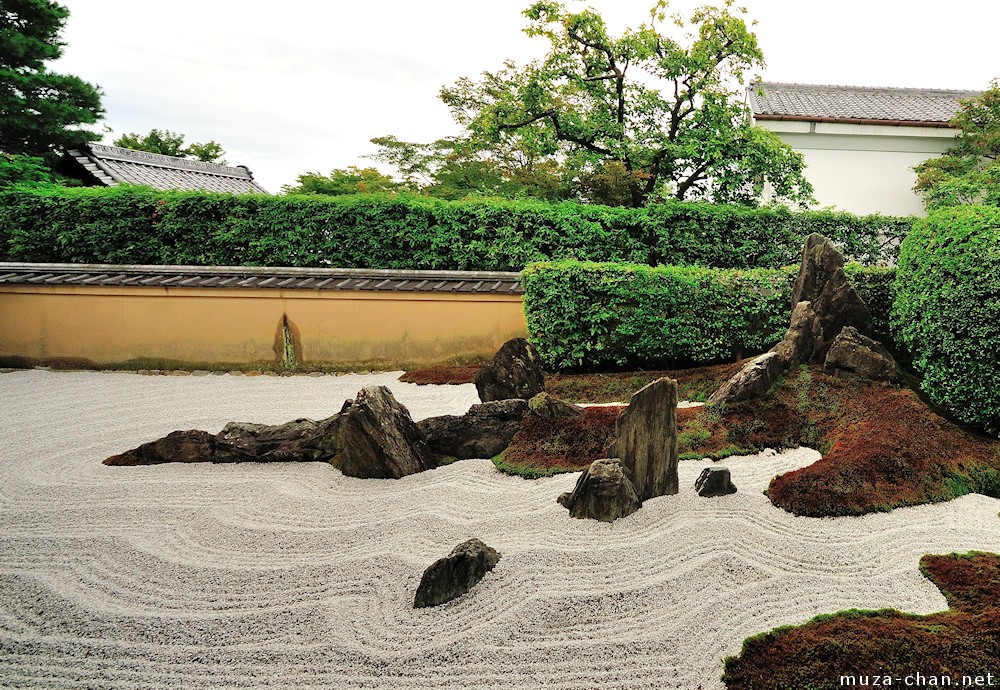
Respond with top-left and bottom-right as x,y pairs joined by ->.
0,0 -> 103,157
914,80 -> 1000,209
437,0 -> 812,207
113,129 -> 228,164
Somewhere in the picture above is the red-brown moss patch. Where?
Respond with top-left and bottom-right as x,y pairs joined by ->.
400,360 -> 743,403
723,551 -> 1000,690
492,406 -> 622,478
676,366 -> 1000,516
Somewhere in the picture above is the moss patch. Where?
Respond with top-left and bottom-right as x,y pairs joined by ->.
722,551 -> 1000,690
399,360 -> 743,403
675,366 -> 1000,516
492,406 -> 621,478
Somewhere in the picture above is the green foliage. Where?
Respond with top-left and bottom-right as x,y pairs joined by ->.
436,1 -> 813,207
524,260 -> 896,371
0,186 -> 910,270
112,129 -> 227,164
914,81 -> 1000,209
893,206 -> 1000,435
0,0 -> 103,157
368,135 -> 573,202
281,166 -> 406,196
843,262 -> 898,345
0,152 -> 56,187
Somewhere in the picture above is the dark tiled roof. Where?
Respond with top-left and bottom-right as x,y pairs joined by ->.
748,82 -> 979,126
62,144 -> 269,194
0,263 -> 523,294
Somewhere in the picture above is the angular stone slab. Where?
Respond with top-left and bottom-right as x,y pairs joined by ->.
707,352 -> 783,406
824,326 -> 898,383
417,399 -> 529,460
772,300 -> 825,369
557,458 -> 640,522
103,429 -> 215,466
609,377 -> 678,501
413,538 -> 501,608
339,386 -> 437,479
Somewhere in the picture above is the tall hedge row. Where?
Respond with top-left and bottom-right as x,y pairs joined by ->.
894,206 -> 1000,435
522,260 -> 896,370
0,186 -> 911,270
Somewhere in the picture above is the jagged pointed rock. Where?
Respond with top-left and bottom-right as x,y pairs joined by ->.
824,326 -> 898,383
339,386 -> 437,479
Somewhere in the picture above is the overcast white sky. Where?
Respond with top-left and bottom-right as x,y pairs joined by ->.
55,0 -> 999,193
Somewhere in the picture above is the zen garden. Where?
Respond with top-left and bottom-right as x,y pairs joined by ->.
1,2 -> 999,689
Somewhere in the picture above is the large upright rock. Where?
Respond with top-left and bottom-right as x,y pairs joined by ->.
474,338 -> 545,402
609,377 -> 678,501
791,233 -> 874,353
824,326 -> 898,383
557,458 -> 640,522
417,399 -> 529,460
413,538 -> 501,608
339,386 -> 437,479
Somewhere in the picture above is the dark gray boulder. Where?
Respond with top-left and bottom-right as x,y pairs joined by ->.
413,538 -> 501,608
792,233 -> 874,353
338,386 -> 437,479
103,429 -> 215,466
707,352 -> 783,406
417,399 -> 529,460
557,458 -> 640,522
695,466 -> 738,497
609,377 -> 678,501
474,338 -> 545,402
824,326 -> 898,383
528,392 -> 583,419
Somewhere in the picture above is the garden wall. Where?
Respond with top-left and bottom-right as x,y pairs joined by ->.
0,264 -> 526,370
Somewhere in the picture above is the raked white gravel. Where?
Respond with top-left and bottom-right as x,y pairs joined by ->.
1,370 -> 999,689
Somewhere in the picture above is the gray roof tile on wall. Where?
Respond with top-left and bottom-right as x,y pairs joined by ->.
748,82 -> 980,125
0,263 -> 524,294
62,144 -> 270,194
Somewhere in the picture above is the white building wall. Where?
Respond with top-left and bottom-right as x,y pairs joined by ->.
755,120 -> 957,216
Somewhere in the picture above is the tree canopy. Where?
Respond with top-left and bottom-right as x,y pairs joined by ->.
113,129 -> 227,164
914,80 -> 1000,209
280,166 -> 406,196
372,0 -> 812,207
0,0 -> 104,157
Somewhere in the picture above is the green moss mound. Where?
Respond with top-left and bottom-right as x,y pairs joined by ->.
723,551 -> 1000,690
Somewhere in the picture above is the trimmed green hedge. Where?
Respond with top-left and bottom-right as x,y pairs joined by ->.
0,186 -> 911,270
893,206 -> 1000,435
523,260 -> 897,371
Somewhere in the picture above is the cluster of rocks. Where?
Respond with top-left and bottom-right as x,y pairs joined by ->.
558,377 -> 679,522
104,337 -> 552,479
708,233 -> 898,406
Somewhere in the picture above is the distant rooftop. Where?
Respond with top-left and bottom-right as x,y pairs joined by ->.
60,144 -> 269,194
749,82 -> 980,127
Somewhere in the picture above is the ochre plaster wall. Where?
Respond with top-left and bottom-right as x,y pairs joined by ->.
0,285 -> 527,368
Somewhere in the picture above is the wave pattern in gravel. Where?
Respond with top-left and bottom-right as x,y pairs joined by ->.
2,370 -> 999,689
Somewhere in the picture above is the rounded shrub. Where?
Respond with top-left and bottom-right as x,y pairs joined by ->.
893,206 -> 1000,435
